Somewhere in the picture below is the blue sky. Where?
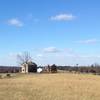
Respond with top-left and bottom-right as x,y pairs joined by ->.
0,0 -> 100,66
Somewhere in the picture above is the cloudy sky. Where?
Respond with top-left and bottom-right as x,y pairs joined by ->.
0,0 -> 100,66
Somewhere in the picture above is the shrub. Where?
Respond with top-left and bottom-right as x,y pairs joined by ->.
0,75 -> 2,79
6,73 -> 11,77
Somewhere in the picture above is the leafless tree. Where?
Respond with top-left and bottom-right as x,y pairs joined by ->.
17,52 -> 32,65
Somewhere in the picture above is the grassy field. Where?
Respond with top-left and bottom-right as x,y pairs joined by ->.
0,73 -> 100,100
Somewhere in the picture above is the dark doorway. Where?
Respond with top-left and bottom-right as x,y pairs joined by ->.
28,63 -> 37,73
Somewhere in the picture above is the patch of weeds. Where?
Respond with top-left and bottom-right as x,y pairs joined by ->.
6,73 -> 11,78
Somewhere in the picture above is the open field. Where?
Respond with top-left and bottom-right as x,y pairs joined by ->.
0,73 -> 100,100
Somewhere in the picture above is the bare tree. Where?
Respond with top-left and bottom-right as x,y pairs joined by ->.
17,52 -> 32,65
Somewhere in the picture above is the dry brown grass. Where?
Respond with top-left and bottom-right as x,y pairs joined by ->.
0,73 -> 100,100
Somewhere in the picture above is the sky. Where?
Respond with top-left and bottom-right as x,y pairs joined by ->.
0,0 -> 100,66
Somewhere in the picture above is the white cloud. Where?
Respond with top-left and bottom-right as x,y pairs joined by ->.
1,51 -> 100,66
7,18 -> 23,27
43,47 -> 61,53
35,47 -> 100,66
77,39 -> 99,44
50,13 -> 75,21
37,54 -> 43,57
36,53 -> 100,66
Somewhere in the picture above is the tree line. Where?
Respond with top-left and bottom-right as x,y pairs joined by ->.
57,64 -> 100,74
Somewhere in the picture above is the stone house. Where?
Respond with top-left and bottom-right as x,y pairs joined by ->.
21,62 -> 37,73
